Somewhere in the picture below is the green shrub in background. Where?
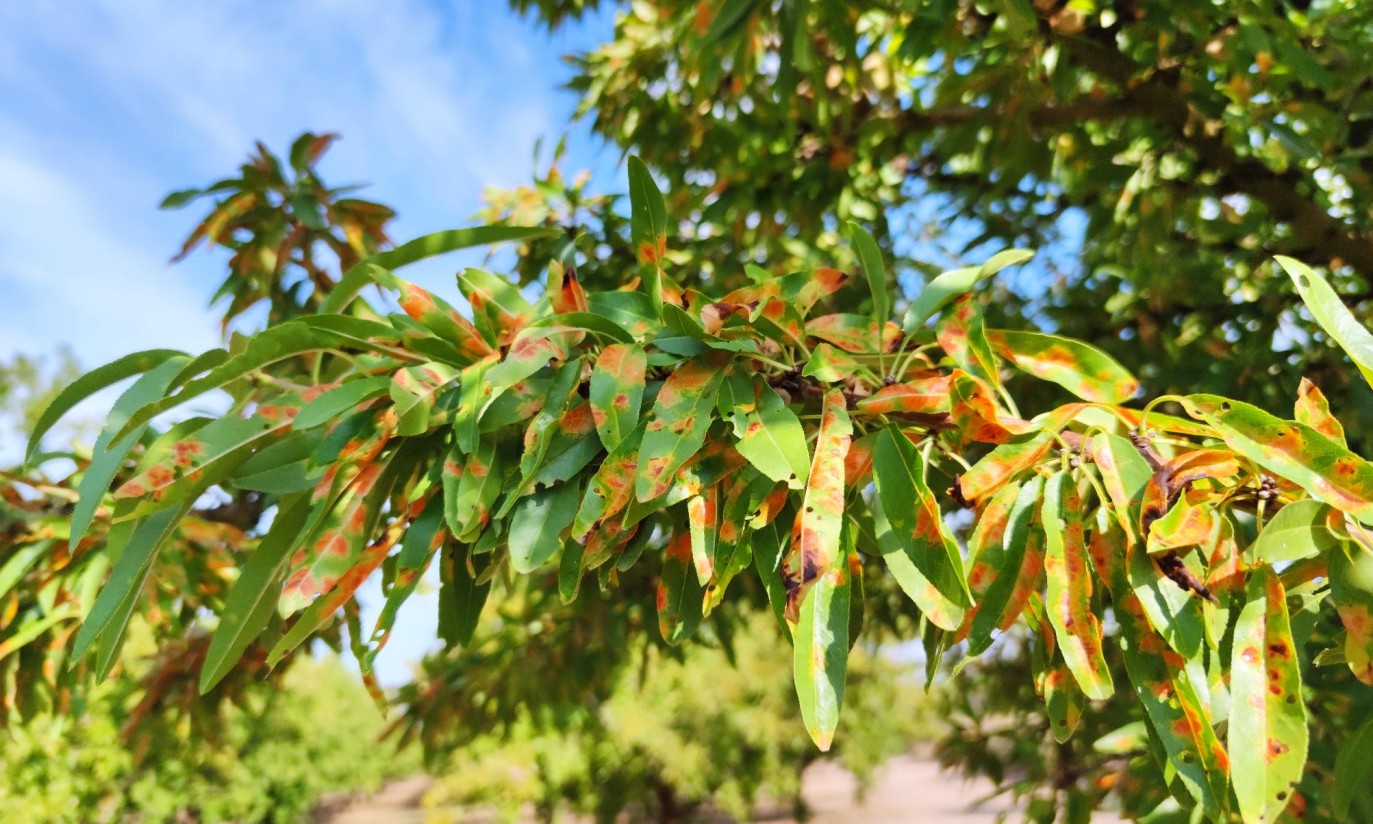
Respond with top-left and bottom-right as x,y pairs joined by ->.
0,650 -> 417,824
422,609 -> 931,824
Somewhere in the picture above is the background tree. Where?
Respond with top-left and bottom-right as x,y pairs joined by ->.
510,0 -> 1373,445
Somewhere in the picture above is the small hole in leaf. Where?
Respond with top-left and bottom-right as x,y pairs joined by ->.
1297,274 -> 1309,289
1277,791 -> 1288,801
1220,402 -> 1231,413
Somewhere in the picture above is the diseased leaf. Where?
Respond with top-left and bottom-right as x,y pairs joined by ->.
365,494 -> 447,671
589,342 -> 647,451
782,390 -> 852,624
657,532 -> 703,644
965,475 -> 1043,654
801,343 -> 862,383
629,156 -> 668,313
1330,540 -> 1373,685
458,267 -> 537,347
732,381 -> 810,488
1229,567 -> 1307,824
687,483 -> 720,584
793,545 -> 852,752
1041,472 -> 1114,700
1295,377 -> 1346,446
870,425 -> 970,629
636,359 -> 725,501
70,356 -> 188,549
853,375 -> 950,416
987,329 -> 1139,403
294,377 -> 391,431
1182,394 -> 1373,524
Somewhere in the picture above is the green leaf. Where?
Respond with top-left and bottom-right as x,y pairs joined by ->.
846,221 -> 888,326
902,250 -> 1033,333
987,330 -> 1139,403
322,225 -> 560,313
458,267 -> 537,346
70,505 -> 187,670
732,382 -> 810,488
801,342 -> 862,383
294,377 -> 392,430
70,356 -> 188,549
389,362 -> 458,436
0,540 -> 50,602
115,318 -> 398,440
200,495 -> 311,693
508,482 -> 582,573
1041,472 -> 1114,700
628,156 -> 668,315
1334,715 -> 1373,819
871,425 -> 970,629
1247,499 -> 1339,565
793,545 -> 852,752
1276,255 -> 1373,388
1229,568 -> 1307,824
26,348 -> 185,464
700,0 -> 757,46
365,496 -> 447,672
589,342 -> 647,451
1182,395 -> 1373,524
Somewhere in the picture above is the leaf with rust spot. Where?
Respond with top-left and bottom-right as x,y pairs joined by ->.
1330,541 -> 1373,685
1041,472 -> 1114,700
1182,395 -> 1373,524
1295,377 -> 1346,446
589,342 -> 647,452
657,532 -> 703,644
987,329 -> 1139,403
636,358 -> 725,501
1229,567 -> 1307,824
732,380 -> 810,488
870,424 -> 970,630
782,390 -> 851,625
793,542 -> 852,752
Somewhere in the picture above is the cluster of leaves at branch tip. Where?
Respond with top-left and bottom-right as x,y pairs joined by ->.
21,150 -> 1373,823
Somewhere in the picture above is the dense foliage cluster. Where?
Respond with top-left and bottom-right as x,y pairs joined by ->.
16,145 -> 1373,822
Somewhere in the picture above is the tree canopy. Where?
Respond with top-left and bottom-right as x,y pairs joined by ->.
8,3 -> 1373,822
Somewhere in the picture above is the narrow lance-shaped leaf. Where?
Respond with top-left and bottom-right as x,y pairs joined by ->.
987,329 -> 1139,403
1229,567 -> 1307,824
956,481 -> 1021,644
366,264 -> 493,361
794,543 -> 852,752
846,221 -> 888,328
782,390 -> 852,624
965,475 -> 1043,654
628,156 -> 668,315
364,494 -> 447,671
902,249 -> 1034,333
458,267 -> 537,348
70,504 -> 187,669
589,342 -> 647,451
1182,394 -> 1373,524
27,348 -> 186,464
687,482 -> 720,585
322,224 -> 560,314
870,425 -> 970,630
200,494 -> 312,693
1041,472 -> 1114,700
70,356 -> 188,549
1276,255 -> 1373,389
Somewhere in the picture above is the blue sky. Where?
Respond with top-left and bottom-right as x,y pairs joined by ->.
0,0 -> 619,685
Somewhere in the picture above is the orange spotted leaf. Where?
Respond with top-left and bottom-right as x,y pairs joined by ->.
782,390 -> 852,625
